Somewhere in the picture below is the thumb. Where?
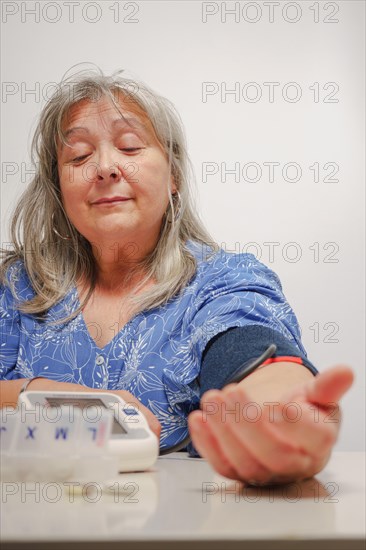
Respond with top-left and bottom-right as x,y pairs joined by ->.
305,365 -> 355,406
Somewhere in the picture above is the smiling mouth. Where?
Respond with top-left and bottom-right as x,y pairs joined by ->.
92,198 -> 131,205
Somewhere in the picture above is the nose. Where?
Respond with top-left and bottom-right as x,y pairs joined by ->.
98,164 -> 121,184
97,161 -> 122,184
94,146 -> 123,184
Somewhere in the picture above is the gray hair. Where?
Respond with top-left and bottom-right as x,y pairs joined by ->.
0,65 -> 219,323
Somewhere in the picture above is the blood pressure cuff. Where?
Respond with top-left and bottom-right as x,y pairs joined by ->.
198,324 -> 318,398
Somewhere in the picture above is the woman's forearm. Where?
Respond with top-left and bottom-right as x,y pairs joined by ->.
238,361 -> 314,402
0,378 -> 106,409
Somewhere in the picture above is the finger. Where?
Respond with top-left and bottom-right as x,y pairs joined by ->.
190,408 -> 273,483
199,389 -> 312,479
188,410 -> 240,480
305,365 -> 354,407
269,403 -> 339,458
198,394 -> 277,483
142,406 -> 162,439
221,388 -> 313,476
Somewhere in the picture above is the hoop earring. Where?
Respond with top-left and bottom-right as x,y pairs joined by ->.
166,190 -> 182,224
51,212 -> 71,240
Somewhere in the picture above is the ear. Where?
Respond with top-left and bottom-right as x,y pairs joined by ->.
170,175 -> 177,195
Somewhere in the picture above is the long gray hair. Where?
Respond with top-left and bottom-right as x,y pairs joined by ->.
0,65 -> 219,323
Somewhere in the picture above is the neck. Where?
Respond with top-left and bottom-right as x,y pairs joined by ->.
88,232 -> 159,292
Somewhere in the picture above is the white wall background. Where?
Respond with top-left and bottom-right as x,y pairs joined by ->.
1,0 -> 365,450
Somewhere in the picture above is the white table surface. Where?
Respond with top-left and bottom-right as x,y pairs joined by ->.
1,451 -> 365,549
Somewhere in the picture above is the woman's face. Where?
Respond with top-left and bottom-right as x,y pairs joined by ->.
57,94 -> 176,255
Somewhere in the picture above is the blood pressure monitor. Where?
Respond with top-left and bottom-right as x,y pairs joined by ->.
17,391 -> 159,472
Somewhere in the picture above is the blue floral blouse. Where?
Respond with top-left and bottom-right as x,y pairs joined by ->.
0,240 -> 309,450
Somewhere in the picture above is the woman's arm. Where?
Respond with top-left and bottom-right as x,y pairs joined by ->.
0,378 -> 161,439
0,378 -> 98,408
238,359 -> 314,397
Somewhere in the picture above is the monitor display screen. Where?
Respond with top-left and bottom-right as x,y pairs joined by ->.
45,397 -> 127,435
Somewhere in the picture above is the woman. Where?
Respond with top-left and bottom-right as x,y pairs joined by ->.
0,67 -> 354,485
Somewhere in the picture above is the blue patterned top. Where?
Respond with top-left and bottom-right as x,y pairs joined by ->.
0,240 -> 309,450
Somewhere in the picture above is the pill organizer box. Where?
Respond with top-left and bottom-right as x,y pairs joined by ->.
0,405 -> 119,482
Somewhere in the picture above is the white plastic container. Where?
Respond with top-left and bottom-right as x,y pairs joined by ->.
0,405 -> 119,482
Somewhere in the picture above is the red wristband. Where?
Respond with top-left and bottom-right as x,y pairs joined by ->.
260,356 -> 303,366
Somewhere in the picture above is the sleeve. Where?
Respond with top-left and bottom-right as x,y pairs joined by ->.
0,274 -> 21,380
188,251 -> 310,370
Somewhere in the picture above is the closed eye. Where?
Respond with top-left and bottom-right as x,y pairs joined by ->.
71,148 -> 143,162
71,155 -> 89,162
